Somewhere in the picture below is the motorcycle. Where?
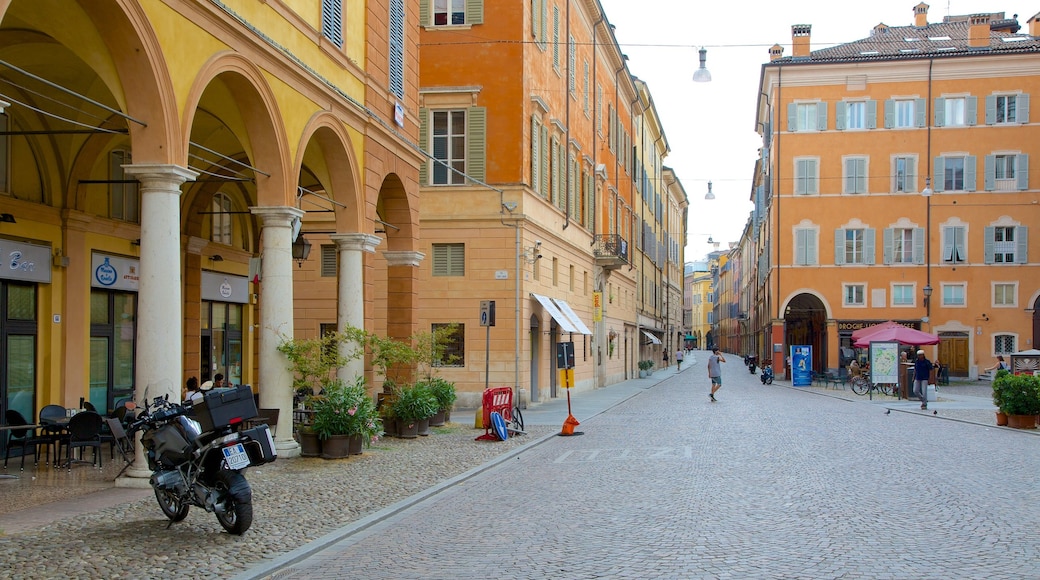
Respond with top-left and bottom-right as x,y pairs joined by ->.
745,354 -> 757,375
760,365 -> 774,385
126,385 -> 276,534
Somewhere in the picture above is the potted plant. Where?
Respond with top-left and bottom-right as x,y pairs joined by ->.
391,383 -> 439,438
311,376 -> 383,457
995,371 -> 1040,429
992,369 -> 1009,426
638,359 -> 653,378
423,377 -> 457,426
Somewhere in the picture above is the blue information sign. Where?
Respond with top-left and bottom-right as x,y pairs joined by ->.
791,345 -> 813,387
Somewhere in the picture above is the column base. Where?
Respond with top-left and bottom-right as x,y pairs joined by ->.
115,466 -> 155,489
274,438 -> 301,459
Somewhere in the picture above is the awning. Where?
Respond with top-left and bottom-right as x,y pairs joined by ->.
553,298 -> 592,335
532,293 -> 578,334
642,330 -> 662,344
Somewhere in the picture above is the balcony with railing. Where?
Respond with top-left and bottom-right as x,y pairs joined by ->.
593,234 -> 628,270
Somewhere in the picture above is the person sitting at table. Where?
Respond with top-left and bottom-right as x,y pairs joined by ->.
185,376 -> 203,404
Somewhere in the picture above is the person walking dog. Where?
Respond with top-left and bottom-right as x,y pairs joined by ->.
708,348 -> 726,402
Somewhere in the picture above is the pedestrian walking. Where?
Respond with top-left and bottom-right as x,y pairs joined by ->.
676,349 -> 684,370
663,350 -> 669,368
913,350 -> 933,410
708,348 -> 725,402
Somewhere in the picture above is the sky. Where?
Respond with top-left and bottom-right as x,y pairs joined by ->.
596,0 -> 1036,262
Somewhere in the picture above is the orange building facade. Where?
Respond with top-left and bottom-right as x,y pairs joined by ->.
745,4 -> 1040,379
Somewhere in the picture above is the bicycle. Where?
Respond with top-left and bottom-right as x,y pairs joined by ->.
850,375 -> 893,397
509,404 -> 524,434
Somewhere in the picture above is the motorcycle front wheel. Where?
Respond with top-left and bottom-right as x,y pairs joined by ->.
154,487 -> 190,522
214,470 -> 253,535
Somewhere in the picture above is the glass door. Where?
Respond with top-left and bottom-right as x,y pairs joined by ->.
202,301 -> 243,386
2,282 -> 37,423
90,290 -> 137,413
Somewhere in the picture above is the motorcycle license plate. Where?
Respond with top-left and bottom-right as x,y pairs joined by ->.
222,443 -> 251,470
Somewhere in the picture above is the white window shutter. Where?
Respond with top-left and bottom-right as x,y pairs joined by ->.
1017,93 -> 1030,124
834,229 -> 845,265
1016,226 -> 1029,263
864,229 -> 876,265
913,228 -> 925,264
964,155 -> 977,191
883,228 -> 893,264
884,99 -> 894,128
984,155 -> 995,191
984,226 -> 995,264
866,99 -> 877,129
985,95 -> 996,125
1016,154 -> 1029,190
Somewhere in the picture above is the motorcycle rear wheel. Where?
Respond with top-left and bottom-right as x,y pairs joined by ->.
214,470 -> 253,535
154,487 -> 190,522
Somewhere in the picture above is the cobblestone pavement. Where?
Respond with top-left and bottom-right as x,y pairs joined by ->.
244,366 -> 1040,580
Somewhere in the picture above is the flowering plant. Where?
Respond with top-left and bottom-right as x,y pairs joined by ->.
311,376 -> 383,442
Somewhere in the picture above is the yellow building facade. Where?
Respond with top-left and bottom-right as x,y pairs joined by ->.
748,4 -> 1040,378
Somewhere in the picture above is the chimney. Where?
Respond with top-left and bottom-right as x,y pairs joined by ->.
769,43 -> 784,61
1031,13 -> 1040,37
969,14 -> 992,48
792,24 -> 812,57
914,3 -> 929,27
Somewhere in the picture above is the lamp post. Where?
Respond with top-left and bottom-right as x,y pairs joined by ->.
922,177 -> 932,325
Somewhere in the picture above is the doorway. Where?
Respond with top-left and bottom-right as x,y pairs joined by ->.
89,289 -> 136,413
938,332 -> 969,377
784,293 -> 827,373
529,314 -> 540,403
201,301 -> 243,385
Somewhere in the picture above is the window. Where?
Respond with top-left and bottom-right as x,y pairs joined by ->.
794,158 -> 818,195
895,100 -> 914,127
320,245 -> 337,277
986,94 -> 1029,125
942,283 -> 965,306
893,156 -> 916,192
986,226 -> 1027,264
935,96 -> 977,127
843,156 -> 867,194
942,225 -> 966,264
432,323 -> 465,366
532,0 -> 547,48
835,228 -> 875,265
211,193 -> 232,245
433,0 -> 465,25
837,100 -> 876,130
984,154 -> 1029,191
885,98 -> 926,128
843,284 -> 866,306
892,284 -> 914,306
847,101 -> 865,129
883,227 -> 923,264
794,227 -> 817,265
935,155 -> 976,192
425,107 -> 486,184
432,243 -> 465,276
788,102 -> 826,132
994,334 -> 1016,356
109,149 -> 139,223
388,0 -> 405,99
993,283 -> 1016,306
568,36 -> 576,95
321,0 -> 343,47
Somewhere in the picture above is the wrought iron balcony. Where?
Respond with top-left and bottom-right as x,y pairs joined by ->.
593,234 -> 628,270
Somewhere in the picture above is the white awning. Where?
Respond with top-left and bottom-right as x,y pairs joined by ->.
532,293 -> 579,334
552,298 -> 592,335
642,330 -> 662,344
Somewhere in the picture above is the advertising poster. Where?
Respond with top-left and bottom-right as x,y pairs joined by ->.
869,341 -> 900,385
791,345 -> 812,387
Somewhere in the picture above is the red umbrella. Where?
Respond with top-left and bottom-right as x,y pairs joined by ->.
850,320 -> 902,342
853,326 -> 940,348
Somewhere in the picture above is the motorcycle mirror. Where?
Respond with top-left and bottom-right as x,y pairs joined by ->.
124,401 -> 137,411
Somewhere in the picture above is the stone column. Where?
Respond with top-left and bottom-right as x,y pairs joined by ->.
118,164 -> 197,485
331,233 -> 381,382
251,206 -> 305,458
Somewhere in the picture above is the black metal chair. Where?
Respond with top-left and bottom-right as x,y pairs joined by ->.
38,404 -> 67,465
60,411 -> 104,471
103,416 -> 134,477
4,410 -> 46,470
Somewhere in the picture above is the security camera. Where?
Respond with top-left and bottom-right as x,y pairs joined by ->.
536,254 -> 543,260
535,240 -> 542,247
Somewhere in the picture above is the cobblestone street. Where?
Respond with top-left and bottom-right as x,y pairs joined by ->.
246,362 -> 1040,579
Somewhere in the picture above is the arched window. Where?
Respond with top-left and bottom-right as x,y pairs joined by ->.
211,192 -> 232,245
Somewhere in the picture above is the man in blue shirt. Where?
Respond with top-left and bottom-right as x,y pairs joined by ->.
913,350 -> 933,410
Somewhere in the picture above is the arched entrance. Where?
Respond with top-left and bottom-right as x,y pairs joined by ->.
784,293 -> 827,373
529,314 -> 540,403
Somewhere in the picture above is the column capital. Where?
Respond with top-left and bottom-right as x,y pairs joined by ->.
382,250 -> 425,267
249,206 -> 304,228
330,233 -> 382,254
122,163 -> 198,185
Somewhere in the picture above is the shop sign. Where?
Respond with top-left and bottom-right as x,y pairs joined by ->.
201,270 -> 249,304
92,254 -> 139,291
0,239 -> 51,283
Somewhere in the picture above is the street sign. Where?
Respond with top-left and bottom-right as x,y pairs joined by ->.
556,341 -> 575,369
480,300 -> 496,327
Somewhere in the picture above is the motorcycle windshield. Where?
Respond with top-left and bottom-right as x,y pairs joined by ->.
179,415 -> 203,441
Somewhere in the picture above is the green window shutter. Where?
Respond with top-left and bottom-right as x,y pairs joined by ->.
418,108 -> 428,185
466,0 -> 483,24
835,102 -> 846,130
985,95 -> 996,125
884,99 -> 894,128
913,228 -> 925,264
1017,93 -> 1029,123
942,227 -> 954,262
964,155 -> 977,191
933,156 -> 945,192
541,127 -> 550,197
540,0 -> 547,47
433,243 -> 465,276
915,99 -> 927,127
834,229 -> 845,265
864,229 -> 876,265
531,116 -> 541,195
795,230 -> 806,265
1016,154 -> 1029,190
966,96 -> 978,126
984,155 -> 995,191
419,0 -> 430,26
883,228 -> 893,264
1016,226 -> 1028,263
934,98 -> 945,127
817,102 -> 828,131
787,103 -> 797,131
467,107 -> 486,182
866,99 -> 877,129
906,156 -> 917,192
984,226 -> 995,264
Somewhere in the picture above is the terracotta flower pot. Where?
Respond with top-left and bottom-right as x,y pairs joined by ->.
1006,414 -> 1038,429
996,411 -> 1008,426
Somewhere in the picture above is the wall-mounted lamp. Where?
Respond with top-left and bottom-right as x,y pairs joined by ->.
0,213 -> 15,223
704,181 -> 715,200
921,176 -> 933,197
0,99 -> 9,114
692,47 -> 712,83
706,235 -> 714,245
922,285 -> 932,299
291,233 -> 311,268
209,255 -> 224,262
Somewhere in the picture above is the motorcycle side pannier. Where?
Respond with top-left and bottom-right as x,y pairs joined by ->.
194,384 -> 258,432
147,424 -> 194,464
240,425 -> 277,465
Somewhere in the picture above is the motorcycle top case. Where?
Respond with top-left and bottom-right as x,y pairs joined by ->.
193,384 -> 258,432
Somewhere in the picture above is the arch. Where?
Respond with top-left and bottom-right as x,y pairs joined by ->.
377,173 -> 415,251
783,292 -> 829,374
183,52 -> 291,208
779,288 -> 833,320
295,113 -> 364,233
